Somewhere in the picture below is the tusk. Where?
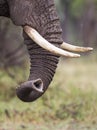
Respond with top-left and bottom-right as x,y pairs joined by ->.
24,25 -> 80,58
61,42 -> 93,52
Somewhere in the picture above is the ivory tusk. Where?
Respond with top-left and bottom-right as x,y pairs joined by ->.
24,26 -> 80,58
61,42 -> 93,52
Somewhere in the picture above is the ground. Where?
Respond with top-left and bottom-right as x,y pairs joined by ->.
0,52 -> 97,130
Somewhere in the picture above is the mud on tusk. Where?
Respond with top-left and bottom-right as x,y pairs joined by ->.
24,25 -> 80,58
61,42 -> 93,52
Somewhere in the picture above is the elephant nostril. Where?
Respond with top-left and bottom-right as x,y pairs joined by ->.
34,82 -> 40,88
33,79 -> 44,93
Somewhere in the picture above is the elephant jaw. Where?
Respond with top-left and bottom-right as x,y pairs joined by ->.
16,79 -> 44,102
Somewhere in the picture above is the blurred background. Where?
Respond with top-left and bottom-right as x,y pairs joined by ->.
0,0 -> 97,129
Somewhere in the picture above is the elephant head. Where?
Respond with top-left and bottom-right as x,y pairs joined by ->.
0,0 -> 93,102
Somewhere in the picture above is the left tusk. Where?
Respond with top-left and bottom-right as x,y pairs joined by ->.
61,42 -> 93,52
24,25 -> 80,58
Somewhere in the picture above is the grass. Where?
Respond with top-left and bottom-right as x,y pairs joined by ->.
0,52 -> 97,129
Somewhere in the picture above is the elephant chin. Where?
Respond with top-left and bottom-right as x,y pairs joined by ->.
16,79 -> 44,102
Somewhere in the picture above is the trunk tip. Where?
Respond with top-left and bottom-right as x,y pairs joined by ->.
16,79 -> 44,102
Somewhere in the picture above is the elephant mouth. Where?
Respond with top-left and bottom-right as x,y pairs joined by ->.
16,78 -> 44,102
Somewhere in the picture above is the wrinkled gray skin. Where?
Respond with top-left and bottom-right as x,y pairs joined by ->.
0,0 -> 63,102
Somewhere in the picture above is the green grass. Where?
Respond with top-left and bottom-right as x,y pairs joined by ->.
0,53 -> 97,129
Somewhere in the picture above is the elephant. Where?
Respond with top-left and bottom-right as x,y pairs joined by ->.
0,0 -> 93,102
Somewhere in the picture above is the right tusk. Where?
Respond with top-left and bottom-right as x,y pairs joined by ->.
61,42 -> 93,52
24,25 -> 80,58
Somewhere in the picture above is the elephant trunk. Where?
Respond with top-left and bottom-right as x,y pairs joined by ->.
16,31 -> 62,102
16,0 -> 63,102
